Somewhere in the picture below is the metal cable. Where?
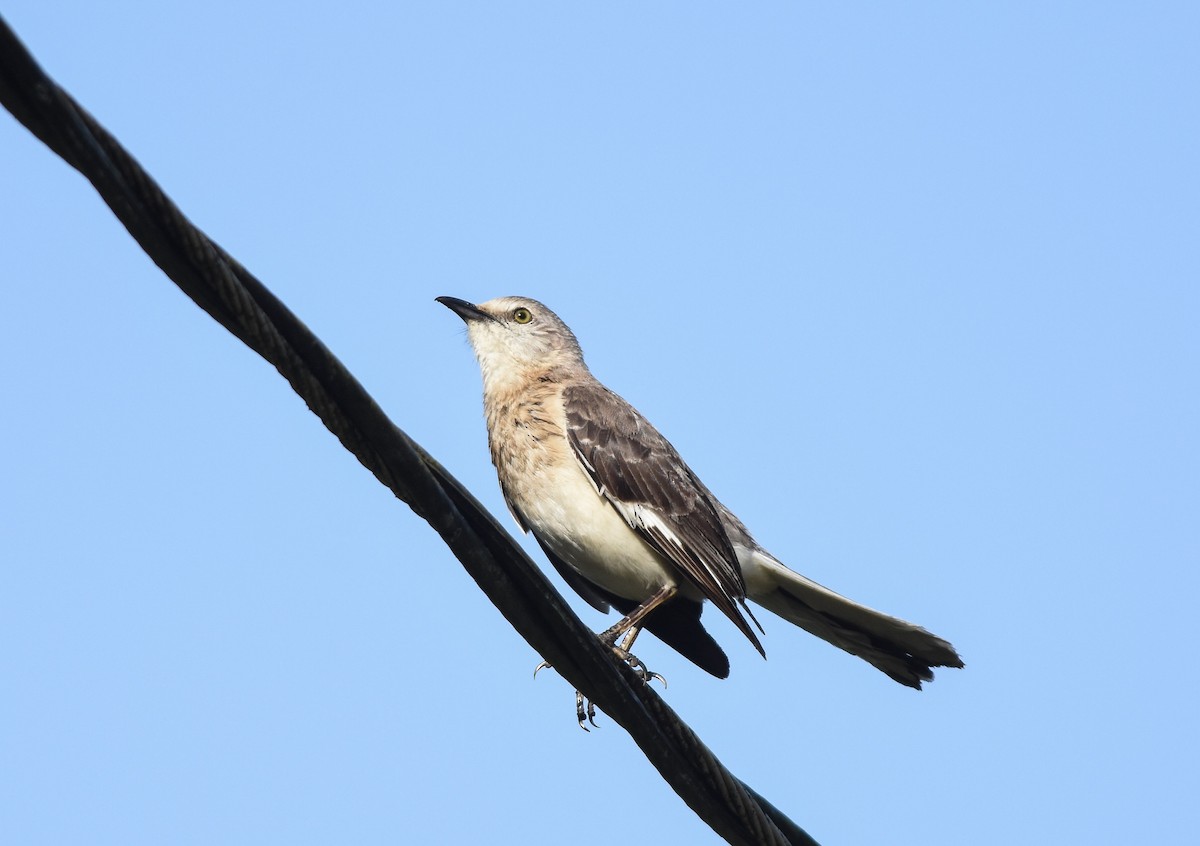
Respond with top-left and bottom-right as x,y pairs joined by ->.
0,16 -> 820,846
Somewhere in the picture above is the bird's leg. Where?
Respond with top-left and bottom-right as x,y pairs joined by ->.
597,584 -> 675,686
598,584 -> 677,644
534,585 -> 678,728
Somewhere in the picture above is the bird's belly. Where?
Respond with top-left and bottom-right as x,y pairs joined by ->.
516,461 -> 676,601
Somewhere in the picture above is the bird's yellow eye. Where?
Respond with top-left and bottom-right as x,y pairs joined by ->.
512,307 -> 533,324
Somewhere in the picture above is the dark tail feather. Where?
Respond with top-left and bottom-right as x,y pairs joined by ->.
612,595 -> 730,679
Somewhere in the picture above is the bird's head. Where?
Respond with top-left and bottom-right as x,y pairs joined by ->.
437,296 -> 585,390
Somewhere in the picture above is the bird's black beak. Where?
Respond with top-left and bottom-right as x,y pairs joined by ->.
436,296 -> 494,323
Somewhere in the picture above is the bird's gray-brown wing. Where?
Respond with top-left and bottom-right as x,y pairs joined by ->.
563,382 -> 764,655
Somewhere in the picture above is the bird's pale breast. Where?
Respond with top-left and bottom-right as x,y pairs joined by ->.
487,384 -> 679,601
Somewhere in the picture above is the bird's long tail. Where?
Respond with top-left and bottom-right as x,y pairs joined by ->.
742,548 -> 963,689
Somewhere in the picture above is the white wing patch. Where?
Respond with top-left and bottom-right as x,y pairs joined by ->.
625,504 -> 687,553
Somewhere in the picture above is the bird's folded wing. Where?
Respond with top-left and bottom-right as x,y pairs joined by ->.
563,383 -> 763,654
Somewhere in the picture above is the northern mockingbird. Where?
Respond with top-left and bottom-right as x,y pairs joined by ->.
438,295 -> 962,721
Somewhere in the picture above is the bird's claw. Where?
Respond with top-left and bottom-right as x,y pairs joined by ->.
537,660 -> 598,730
610,645 -> 668,689
575,690 -> 598,730
534,643 -> 667,731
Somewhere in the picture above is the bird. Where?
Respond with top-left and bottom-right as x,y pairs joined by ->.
437,295 -> 962,721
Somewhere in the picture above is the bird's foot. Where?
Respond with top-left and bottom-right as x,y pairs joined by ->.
534,644 -> 667,731
576,690 -> 598,730
607,644 -> 668,688
534,660 -> 599,730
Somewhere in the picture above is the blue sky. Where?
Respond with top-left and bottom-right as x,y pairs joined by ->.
2,4 -> 1197,844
